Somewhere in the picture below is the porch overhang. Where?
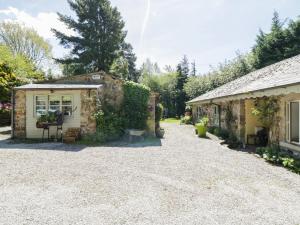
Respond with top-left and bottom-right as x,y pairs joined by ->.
14,84 -> 103,90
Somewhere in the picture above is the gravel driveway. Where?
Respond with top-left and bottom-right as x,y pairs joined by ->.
0,123 -> 300,225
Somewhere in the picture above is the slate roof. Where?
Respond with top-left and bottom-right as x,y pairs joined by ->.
188,54 -> 300,104
14,84 -> 103,90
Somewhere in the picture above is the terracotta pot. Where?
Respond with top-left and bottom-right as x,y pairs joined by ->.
36,121 -> 47,128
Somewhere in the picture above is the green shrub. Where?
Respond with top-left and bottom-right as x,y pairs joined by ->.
93,108 -> 124,143
155,103 -> 163,126
255,146 -> 300,174
0,108 -> 10,126
122,81 -> 150,129
219,129 -> 230,139
207,126 -> 216,134
213,127 -> 221,136
180,115 -> 193,124
226,132 -> 241,148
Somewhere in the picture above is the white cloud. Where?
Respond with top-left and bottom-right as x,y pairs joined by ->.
0,6 -> 74,40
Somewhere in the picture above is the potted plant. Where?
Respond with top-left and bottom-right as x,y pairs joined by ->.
195,116 -> 209,138
36,114 -> 48,128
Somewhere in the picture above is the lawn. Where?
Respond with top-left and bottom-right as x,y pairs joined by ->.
161,118 -> 180,124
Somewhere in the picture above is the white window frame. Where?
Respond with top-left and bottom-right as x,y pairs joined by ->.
34,94 -> 73,118
35,95 -> 47,117
287,100 -> 300,144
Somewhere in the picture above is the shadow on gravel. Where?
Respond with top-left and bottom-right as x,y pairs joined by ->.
0,139 -> 86,152
104,137 -> 162,149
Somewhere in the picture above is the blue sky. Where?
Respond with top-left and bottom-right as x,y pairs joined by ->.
0,0 -> 299,74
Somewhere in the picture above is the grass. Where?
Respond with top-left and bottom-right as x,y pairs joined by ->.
161,118 -> 180,124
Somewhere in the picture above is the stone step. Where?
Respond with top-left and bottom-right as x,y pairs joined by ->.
63,136 -> 76,144
63,128 -> 81,144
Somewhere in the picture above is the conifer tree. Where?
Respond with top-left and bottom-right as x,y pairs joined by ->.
52,0 -> 127,73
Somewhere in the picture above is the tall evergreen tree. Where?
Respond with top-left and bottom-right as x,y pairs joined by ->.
252,11 -> 300,69
52,0 -> 127,73
175,56 -> 189,116
191,60 -> 196,76
120,43 -> 140,82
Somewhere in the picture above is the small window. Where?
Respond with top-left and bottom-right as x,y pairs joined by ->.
212,105 -> 220,127
49,96 -> 60,113
62,96 -> 73,116
290,101 -> 299,143
35,96 -> 47,116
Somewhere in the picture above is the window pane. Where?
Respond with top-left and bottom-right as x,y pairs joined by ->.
49,96 -> 60,106
62,106 -> 72,116
36,96 -> 46,106
49,105 -> 60,113
36,106 -> 46,116
62,96 -> 72,105
290,102 -> 299,142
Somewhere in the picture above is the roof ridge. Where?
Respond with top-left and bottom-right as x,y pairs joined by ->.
188,54 -> 300,103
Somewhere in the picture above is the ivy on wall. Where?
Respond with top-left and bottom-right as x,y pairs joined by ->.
251,97 -> 280,144
83,81 -> 151,144
122,81 -> 150,130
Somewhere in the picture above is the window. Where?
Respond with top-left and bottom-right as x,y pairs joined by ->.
62,96 -> 72,116
35,95 -> 73,117
212,105 -> 220,127
35,96 -> 47,117
288,101 -> 300,143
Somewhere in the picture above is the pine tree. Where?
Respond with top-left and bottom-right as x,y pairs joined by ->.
52,0 -> 127,73
252,11 -> 295,69
175,56 -> 189,116
191,60 -> 196,76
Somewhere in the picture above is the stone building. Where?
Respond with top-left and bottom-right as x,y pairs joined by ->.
187,54 -> 300,153
12,72 -> 157,140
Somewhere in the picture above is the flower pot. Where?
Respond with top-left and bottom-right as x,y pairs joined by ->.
196,123 -> 207,138
36,121 -> 45,128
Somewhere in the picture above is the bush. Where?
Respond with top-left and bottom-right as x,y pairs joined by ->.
180,115 -> 193,125
155,103 -> 163,126
0,108 -> 10,126
122,81 -> 150,130
213,127 -> 221,136
255,146 -> 300,174
93,108 -> 124,143
207,126 -> 216,134
226,132 -> 241,148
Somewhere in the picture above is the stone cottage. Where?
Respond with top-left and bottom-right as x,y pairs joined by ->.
187,54 -> 300,153
12,72 -> 157,140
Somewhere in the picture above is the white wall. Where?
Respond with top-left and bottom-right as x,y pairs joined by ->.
25,90 -> 81,139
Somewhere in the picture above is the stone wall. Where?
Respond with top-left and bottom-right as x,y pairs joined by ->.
80,90 -> 97,135
192,100 -> 245,140
13,90 -> 26,138
147,93 -> 159,136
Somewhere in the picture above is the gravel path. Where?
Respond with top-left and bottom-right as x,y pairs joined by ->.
0,123 -> 300,225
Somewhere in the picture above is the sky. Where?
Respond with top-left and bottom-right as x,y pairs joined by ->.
0,0 -> 299,74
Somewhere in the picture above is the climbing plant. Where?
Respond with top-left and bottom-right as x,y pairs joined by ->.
122,81 -> 150,129
251,97 -> 280,144
224,102 -> 235,131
